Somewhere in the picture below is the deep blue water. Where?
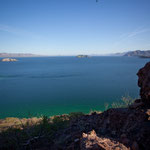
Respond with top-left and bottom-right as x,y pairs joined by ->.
0,56 -> 149,118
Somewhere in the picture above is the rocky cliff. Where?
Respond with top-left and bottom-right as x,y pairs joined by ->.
137,62 -> 150,105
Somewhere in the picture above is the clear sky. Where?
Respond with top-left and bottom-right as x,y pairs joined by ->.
0,0 -> 150,55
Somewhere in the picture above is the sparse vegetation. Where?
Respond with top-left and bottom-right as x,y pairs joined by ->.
104,103 -> 109,110
0,96 -> 136,149
104,96 -> 136,110
111,96 -> 135,108
0,112 -> 85,149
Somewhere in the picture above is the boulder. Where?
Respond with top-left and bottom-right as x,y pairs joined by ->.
80,130 -> 129,150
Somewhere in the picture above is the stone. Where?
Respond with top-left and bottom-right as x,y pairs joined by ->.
129,101 -> 143,109
131,141 -> 139,150
80,130 -> 129,150
74,138 -> 79,143
121,134 -> 127,139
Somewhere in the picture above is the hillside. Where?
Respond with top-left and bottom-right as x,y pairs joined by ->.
0,53 -> 42,57
124,50 -> 150,57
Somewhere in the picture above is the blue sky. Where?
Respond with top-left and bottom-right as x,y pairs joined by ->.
0,0 -> 150,55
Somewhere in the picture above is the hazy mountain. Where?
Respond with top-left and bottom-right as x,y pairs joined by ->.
0,53 -> 43,57
124,50 -> 150,57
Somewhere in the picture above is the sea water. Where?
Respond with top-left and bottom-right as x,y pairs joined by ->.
0,56 -> 149,118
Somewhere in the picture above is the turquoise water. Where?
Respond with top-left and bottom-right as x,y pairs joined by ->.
0,56 -> 149,118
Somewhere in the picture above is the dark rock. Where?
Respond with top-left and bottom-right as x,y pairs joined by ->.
129,99 -> 144,109
137,62 -> 150,105
131,141 -> 139,150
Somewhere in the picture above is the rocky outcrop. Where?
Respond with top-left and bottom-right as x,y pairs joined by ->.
48,106 -> 150,150
81,130 -> 129,150
1,58 -> 17,62
137,62 -> 150,104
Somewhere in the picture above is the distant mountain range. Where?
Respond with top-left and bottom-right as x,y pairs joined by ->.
90,50 -> 150,57
111,50 -> 150,58
123,50 -> 150,57
0,53 -> 43,57
1,50 -> 150,58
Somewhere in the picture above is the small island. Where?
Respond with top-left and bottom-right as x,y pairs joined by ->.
76,55 -> 89,58
1,58 -> 18,62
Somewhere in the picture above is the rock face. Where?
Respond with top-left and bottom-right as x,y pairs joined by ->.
137,62 -> 150,104
1,58 -> 17,62
50,107 -> 150,150
81,130 -> 129,150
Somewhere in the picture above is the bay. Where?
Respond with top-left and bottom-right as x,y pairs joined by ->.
0,56 -> 149,118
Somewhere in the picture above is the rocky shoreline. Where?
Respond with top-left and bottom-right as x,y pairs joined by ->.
0,62 -> 150,149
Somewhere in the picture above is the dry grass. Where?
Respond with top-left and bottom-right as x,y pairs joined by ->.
0,112 -> 85,149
